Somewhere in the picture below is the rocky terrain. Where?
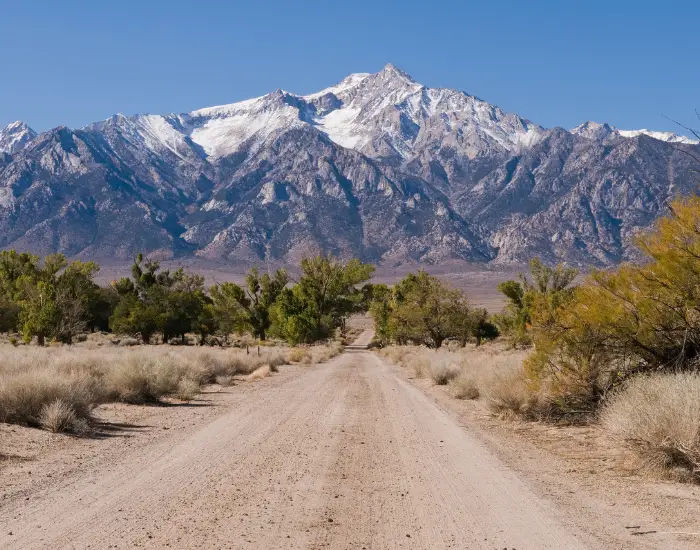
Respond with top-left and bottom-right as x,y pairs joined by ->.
1,64 -> 697,267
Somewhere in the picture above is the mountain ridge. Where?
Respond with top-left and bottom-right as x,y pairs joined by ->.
1,64 -> 698,267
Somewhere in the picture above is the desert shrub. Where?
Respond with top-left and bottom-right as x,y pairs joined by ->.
494,259 -> 578,348
0,344 -> 291,430
312,342 -> 344,363
175,378 -> 200,401
266,352 -> 287,371
39,399 -> 78,433
450,373 -> 480,399
485,369 -> 536,418
600,372 -> 700,481
103,355 -> 162,403
380,344 -> 529,407
0,367 -> 98,426
407,355 -> 431,378
524,195 -> 700,418
429,361 -> 460,385
287,347 -> 311,363
102,352 -> 205,403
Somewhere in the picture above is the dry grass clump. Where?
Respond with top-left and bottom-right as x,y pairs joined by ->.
380,344 -> 530,404
287,347 -> 312,364
286,343 -> 343,365
451,372 -> 480,400
215,375 -> 234,386
311,342 -> 344,363
600,372 -> 700,482
38,399 -> 89,433
429,361 -> 460,385
0,366 -> 100,427
246,365 -> 271,381
485,369 -> 537,418
379,343 -> 549,417
0,344 -> 291,431
175,378 -> 200,401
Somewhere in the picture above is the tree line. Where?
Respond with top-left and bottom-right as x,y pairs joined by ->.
0,253 -> 379,346
0,249 -> 501,348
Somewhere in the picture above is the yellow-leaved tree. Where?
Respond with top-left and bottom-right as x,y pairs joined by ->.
524,194 -> 700,417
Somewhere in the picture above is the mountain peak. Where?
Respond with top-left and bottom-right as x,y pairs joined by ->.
379,63 -> 415,82
0,120 -> 37,154
570,121 -> 616,140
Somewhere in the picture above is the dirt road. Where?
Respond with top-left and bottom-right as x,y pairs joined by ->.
0,332 -> 671,549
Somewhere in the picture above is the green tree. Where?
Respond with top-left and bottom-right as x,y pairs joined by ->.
468,307 -> 499,346
273,256 -> 374,343
110,257 -> 211,344
194,303 -> 218,345
389,271 -> 463,348
209,282 -> 249,340
0,294 -> 20,333
368,283 -> 392,345
53,260 -> 101,344
210,268 -> 288,341
110,295 -> 161,344
85,286 -> 120,332
160,269 -> 208,344
494,258 -> 577,347
18,279 -> 59,345
110,255 -> 173,343
270,286 -> 319,345
11,254 -> 101,345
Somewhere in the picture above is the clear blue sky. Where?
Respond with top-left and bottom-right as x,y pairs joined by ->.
1,0 -> 698,134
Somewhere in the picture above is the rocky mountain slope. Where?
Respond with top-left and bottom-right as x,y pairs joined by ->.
1,64 -> 697,267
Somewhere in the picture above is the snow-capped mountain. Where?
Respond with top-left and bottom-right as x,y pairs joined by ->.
0,121 -> 37,154
616,128 -> 698,144
572,121 -> 698,145
0,64 -> 698,267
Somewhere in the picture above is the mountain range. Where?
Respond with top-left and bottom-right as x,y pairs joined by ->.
1,64 -> 697,268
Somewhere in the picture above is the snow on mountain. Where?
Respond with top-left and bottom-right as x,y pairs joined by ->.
304,72 -> 371,100
0,121 -> 37,154
572,121 -> 698,145
617,128 -> 699,144
187,91 -> 308,158
83,64 -> 546,165
570,121 -> 617,141
304,63 -> 545,158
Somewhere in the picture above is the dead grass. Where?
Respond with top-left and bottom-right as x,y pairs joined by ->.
215,375 -> 234,386
451,372 -> 480,400
0,339 -> 344,433
311,342 -> 344,363
0,344 -> 290,430
429,361 -> 460,385
39,399 -> 78,433
485,369 -> 537,418
246,365 -> 271,381
287,347 -> 312,364
600,372 -> 700,482
286,343 -> 343,365
379,343 -> 529,409
175,378 -> 200,401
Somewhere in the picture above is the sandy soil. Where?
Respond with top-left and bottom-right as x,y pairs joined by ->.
1,332 -> 698,549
